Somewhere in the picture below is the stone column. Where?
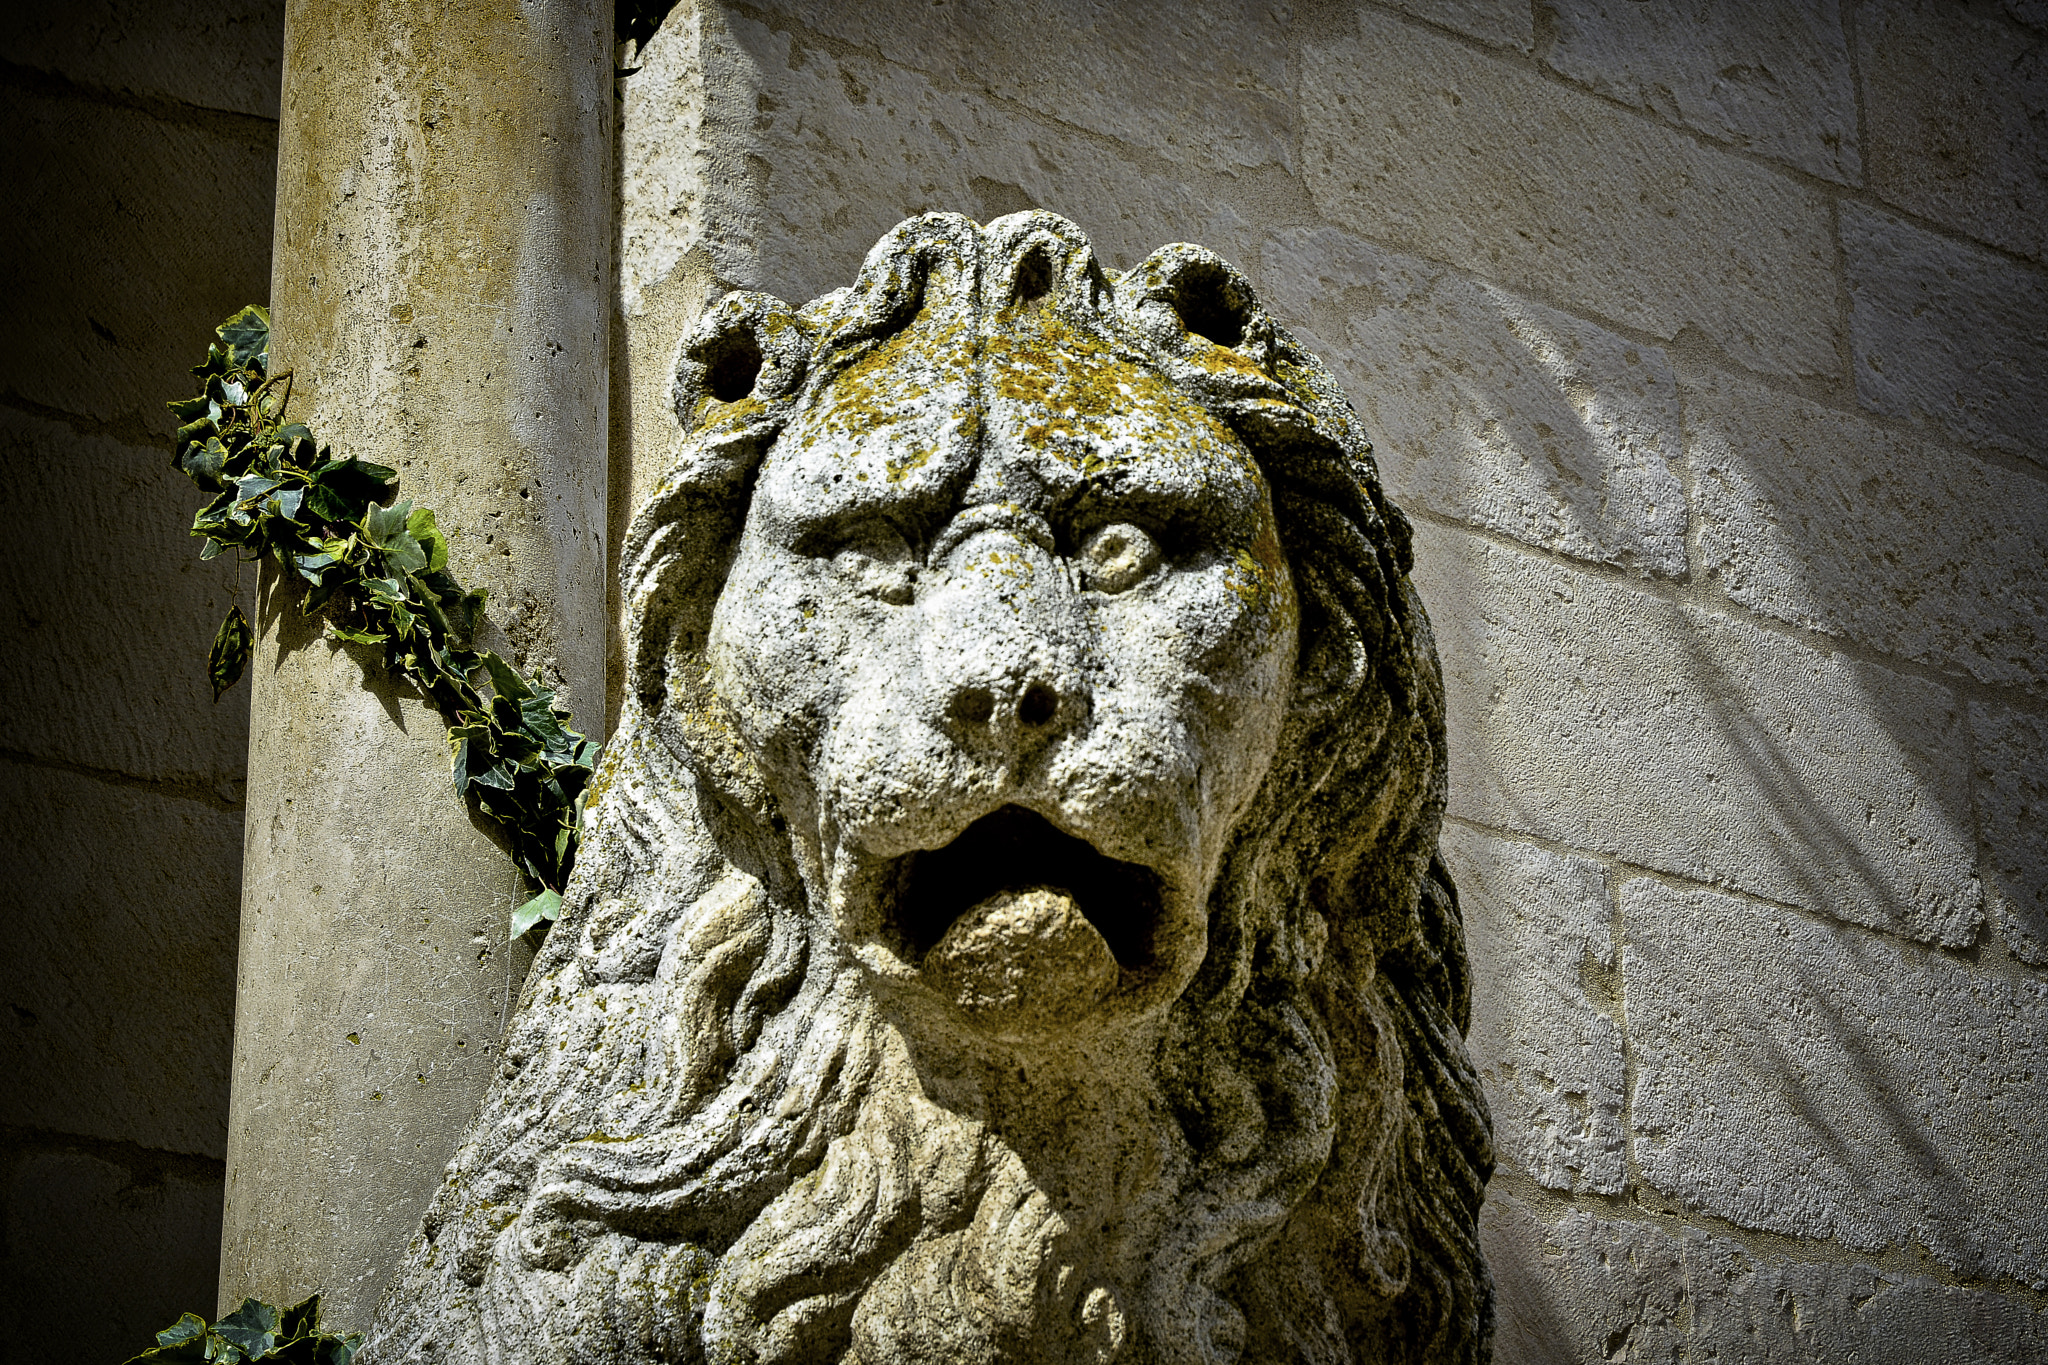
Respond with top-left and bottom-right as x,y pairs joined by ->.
219,0 -> 610,1325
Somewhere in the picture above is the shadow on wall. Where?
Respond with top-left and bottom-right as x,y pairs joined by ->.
0,1 -> 285,1360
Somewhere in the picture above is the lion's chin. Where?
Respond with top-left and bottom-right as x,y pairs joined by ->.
884,805 -> 1167,1039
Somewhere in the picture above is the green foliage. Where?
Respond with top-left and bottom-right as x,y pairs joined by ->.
171,306 -> 594,927
126,1295 -> 359,1365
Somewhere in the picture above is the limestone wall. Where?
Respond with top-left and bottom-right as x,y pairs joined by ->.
616,1 -> 2048,1357
0,2 -> 283,1359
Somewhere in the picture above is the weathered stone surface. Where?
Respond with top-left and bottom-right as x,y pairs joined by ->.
640,9 -> 1266,307
0,1149 -> 224,1365
1,0 -> 285,119
1413,519 -> 1983,947
1692,369 -> 2048,692
1859,0 -> 2048,264
1624,878 -> 2048,1286
366,215 -> 1492,1365
1301,8 -> 1838,377
220,0 -> 611,1327
1482,1194 -> 1685,1364
1843,202 -> 2048,465
0,85 -> 276,431
0,410 -> 248,787
1444,823 -> 1626,1194
1546,0 -> 1860,184
1483,1192 -> 2048,1364
0,764 -> 239,1158
743,0 -> 1294,172
1262,226 -> 1686,576
1379,0 -> 1534,51
1973,700 -> 2048,966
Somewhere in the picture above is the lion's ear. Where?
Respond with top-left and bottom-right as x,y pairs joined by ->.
673,290 -> 811,436
624,292 -> 812,708
1113,245 -> 1324,451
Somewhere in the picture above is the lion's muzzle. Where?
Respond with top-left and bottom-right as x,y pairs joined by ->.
889,804 -> 1164,1036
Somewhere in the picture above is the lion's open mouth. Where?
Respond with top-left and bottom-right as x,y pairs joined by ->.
892,805 -> 1163,970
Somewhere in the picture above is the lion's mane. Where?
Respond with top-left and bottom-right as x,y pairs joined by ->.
365,213 -> 1492,1365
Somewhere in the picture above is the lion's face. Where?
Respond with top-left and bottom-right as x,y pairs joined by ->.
709,261 -> 1297,1039
365,213 -> 1492,1365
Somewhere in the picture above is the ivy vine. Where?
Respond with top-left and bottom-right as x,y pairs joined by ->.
126,1295 -> 359,1364
172,306 -> 597,936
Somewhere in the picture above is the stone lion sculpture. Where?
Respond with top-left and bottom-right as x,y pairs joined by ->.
364,212 -> 1493,1365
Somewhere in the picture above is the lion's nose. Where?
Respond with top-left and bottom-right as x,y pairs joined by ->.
921,523 -> 1087,744
949,678 -> 1065,730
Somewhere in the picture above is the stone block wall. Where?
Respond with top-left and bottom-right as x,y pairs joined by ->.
618,1 -> 2048,1356
0,3 -> 281,1360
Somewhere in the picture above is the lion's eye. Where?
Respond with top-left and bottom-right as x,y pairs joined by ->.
831,522 -> 917,605
1078,523 -> 1160,594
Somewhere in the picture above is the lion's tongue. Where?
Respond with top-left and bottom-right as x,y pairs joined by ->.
922,886 -> 1118,1031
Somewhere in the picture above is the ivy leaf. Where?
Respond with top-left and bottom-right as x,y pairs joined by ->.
158,1315 -> 210,1349
405,505 -> 449,573
510,888 -> 562,940
360,575 -> 406,606
278,1296 -> 321,1343
330,624 -> 387,646
122,1336 -> 210,1364
216,305 -> 271,374
266,486 -> 305,523
181,437 -> 231,492
210,605 -> 253,701
480,652 -> 533,703
363,499 -> 427,576
294,550 -> 338,583
235,473 -> 281,505
213,1299 -> 280,1358
306,484 -> 354,525
519,696 -> 580,762
362,498 -> 411,546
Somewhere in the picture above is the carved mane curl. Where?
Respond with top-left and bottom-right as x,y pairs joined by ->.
366,213 -> 1492,1365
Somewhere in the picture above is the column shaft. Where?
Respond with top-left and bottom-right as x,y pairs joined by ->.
219,0 -> 611,1324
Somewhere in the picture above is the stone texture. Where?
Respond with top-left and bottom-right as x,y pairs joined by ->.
0,85 -> 276,432
693,10 -> 1267,304
742,0 -> 1294,172
1443,823 -> 1626,1194
0,1149 -> 225,1365
0,765 -> 240,1158
1692,369 -> 2048,693
0,0 -> 285,120
1624,878 -> 2048,1286
1546,0 -> 1860,184
1262,226 -> 1686,576
1412,519 -> 1983,947
0,410 -> 249,788
1973,700 -> 2048,966
366,214 -> 1491,1365
220,0 -> 611,1327
1377,0 -> 1535,52
1301,8 -> 1839,377
1483,1192 -> 2048,1364
1858,0 -> 2048,264
1843,202 -> 2048,465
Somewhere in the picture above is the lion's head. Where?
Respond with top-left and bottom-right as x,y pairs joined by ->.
365,213 -> 1493,1365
